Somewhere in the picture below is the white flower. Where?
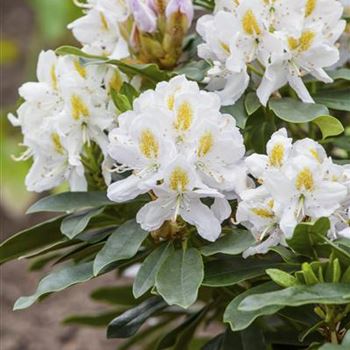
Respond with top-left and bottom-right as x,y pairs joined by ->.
136,157 -> 224,241
107,75 -> 248,240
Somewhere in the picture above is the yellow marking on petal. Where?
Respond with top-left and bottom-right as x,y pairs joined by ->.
51,132 -> 65,155
251,207 -> 274,218
73,59 -> 87,78
71,95 -> 89,120
100,12 -> 109,30
174,102 -> 193,131
169,167 -> 189,192
109,70 -> 123,92
242,9 -> 261,36
269,143 -> 285,167
296,167 -> 314,191
309,148 -> 320,162
198,132 -> 214,157
305,0 -> 316,17
167,95 -> 175,111
288,31 -> 315,52
50,65 -> 58,90
139,129 -> 159,159
220,41 -> 230,54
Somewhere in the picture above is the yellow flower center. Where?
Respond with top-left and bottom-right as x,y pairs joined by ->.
109,70 -> 123,92
139,129 -> 159,159
269,143 -> 285,167
309,148 -> 320,162
73,59 -> 87,79
169,167 -> 189,192
220,42 -> 231,54
174,102 -> 193,131
296,167 -> 314,191
71,95 -> 89,120
242,10 -> 261,36
50,65 -> 58,90
288,31 -> 315,52
167,95 -> 175,111
198,132 -> 214,157
251,207 -> 274,218
305,0 -> 316,17
51,132 -> 64,155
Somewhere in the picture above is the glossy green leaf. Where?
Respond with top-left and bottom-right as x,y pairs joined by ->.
174,60 -> 210,82
314,90 -> 350,112
245,92 -> 261,115
313,115 -> 344,139
203,256 -> 291,287
200,229 -> 255,257
55,46 -> 171,82
60,207 -> 104,239
224,282 -> 282,331
93,220 -> 148,275
269,98 -> 329,123
221,96 -> 248,129
327,68 -> 350,80
266,268 -> 298,288
111,89 -> 132,112
239,283 -> 350,311
27,191 -> 113,213
91,285 -> 147,306
14,261 -> 94,310
157,306 -> 208,350
156,247 -> 204,309
107,297 -> 167,338
63,310 -> 121,327
0,216 -> 64,264
133,242 -> 174,298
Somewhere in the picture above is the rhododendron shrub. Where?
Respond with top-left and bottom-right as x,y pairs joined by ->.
2,0 -> 350,348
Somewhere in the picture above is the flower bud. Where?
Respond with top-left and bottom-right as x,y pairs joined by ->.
128,0 -> 157,33
165,0 -> 193,27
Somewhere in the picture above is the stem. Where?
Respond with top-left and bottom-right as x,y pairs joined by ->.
331,331 -> 338,344
247,64 -> 264,77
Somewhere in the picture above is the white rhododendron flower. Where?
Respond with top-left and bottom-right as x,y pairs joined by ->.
107,75 -> 249,241
238,129 -> 350,256
9,50 -> 123,192
197,0 -> 346,106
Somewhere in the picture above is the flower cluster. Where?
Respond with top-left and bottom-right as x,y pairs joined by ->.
9,50 -> 124,192
237,129 -> 350,257
107,75 -> 248,241
69,0 -> 193,68
197,0 -> 346,106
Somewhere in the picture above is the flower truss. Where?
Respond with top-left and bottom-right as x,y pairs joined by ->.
197,0 -> 346,105
3,0 -> 350,348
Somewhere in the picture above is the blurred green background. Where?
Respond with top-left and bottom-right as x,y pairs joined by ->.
1,0 -> 82,218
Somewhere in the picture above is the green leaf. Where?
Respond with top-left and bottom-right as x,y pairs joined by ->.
269,98 -> 329,123
200,229 -> 255,256
91,285 -> 147,306
287,217 -> 330,256
174,60 -> 210,82
224,282 -> 282,331
14,261 -> 94,310
133,242 -> 174,298
93,220 -> 148,275
55,46 -> 171,83
107,297 -> 167,338
203,256 -> 292,287
63,310 -> 121,327
156,247 -> 204,309
266,269 -> 298,288
245,92 -> 261,115
313,115 -> 344,139
157,306 -> 208,350
27,191 -> 113,213
327,68 -> 350,81
239,283 -> 350,311
314,90 -> 350,112
60,207 -> 104,239
221,96 -> 248,129
120,82 -> 140,101
0,216 -> 64,264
